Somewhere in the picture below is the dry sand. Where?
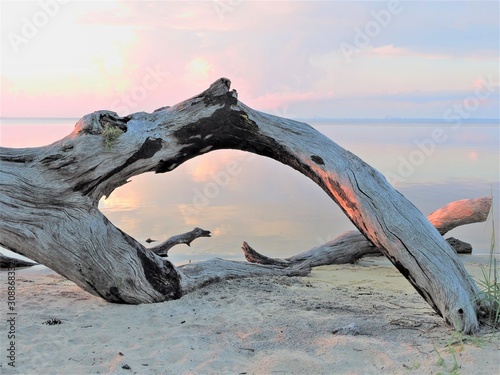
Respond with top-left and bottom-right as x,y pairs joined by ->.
1,257 -> 499,375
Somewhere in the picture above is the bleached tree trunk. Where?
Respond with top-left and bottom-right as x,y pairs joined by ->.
0,78 -> 484,332
242,197 -> 492,266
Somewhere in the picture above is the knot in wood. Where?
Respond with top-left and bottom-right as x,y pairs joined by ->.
75,111 -> 129,135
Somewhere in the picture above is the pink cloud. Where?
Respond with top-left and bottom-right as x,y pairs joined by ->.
367,45 -> 449,60
1,1 -> 497,119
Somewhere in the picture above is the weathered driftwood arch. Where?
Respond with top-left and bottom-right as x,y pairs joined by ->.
0,78 -> 485,333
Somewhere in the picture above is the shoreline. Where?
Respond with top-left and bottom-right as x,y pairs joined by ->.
1,257 -> 499,374
1,251 -> 497,273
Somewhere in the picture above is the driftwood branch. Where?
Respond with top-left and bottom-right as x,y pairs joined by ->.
178,258 -> 311,294
243,231 -> 379,267
243,197 -> 492,266
428,197 -> 492,235
150,227 -> 212,257
0,78 -> 487,332
446,237 -> 472,254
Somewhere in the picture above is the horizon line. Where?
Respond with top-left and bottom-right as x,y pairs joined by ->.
1,116 -> 499,122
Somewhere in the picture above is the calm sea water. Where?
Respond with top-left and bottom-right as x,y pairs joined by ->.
1,117 -> 499,266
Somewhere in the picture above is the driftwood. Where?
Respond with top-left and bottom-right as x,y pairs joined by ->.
150,227 -> 212,257
243,197 -> 492,266
446,237 -> 472,254
0,78 -> 488,332
428,197 -> 492,235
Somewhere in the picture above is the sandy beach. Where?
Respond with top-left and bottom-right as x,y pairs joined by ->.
1,257 -> 499,375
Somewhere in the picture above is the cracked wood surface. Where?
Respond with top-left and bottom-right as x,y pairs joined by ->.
0,78 -> 485,332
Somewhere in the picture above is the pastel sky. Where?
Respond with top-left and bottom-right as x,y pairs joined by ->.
1,0 -> 499,119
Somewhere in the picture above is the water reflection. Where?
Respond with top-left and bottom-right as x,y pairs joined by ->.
99,148 -> 352,264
